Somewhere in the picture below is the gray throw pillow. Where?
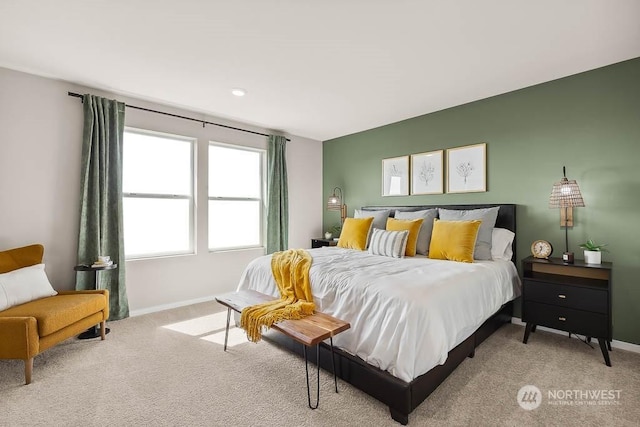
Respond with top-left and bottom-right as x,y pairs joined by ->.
438,207 -> 499,260
394,209 -> 438,255
354,209 -> 391,231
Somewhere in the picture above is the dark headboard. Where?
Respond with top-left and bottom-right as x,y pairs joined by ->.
360,204 -> 517,262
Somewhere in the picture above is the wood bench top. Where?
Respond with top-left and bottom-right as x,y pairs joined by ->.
215,290 -> 350,347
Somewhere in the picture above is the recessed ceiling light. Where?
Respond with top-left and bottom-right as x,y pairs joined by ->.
231,88 -> 246,97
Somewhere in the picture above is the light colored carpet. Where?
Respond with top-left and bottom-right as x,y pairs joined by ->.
1,302 -> 638,427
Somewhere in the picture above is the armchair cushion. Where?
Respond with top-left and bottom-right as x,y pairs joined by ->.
0,293 -> 108,337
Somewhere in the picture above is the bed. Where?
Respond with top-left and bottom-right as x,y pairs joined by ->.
237,204 -> 518,424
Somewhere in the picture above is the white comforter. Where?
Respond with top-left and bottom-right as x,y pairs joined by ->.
237,247 -> 521,382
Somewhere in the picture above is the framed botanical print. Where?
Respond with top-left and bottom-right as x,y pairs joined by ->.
382,156 -> 409,196
410,150 -> 443,195
446,143 -> 487,193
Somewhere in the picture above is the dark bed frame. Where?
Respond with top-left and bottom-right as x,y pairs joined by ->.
263,204 -> 516,424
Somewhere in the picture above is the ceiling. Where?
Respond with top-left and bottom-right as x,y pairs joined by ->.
1,1 -> 639,141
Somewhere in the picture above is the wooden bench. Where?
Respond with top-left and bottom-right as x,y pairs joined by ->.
215,289 -> 350,409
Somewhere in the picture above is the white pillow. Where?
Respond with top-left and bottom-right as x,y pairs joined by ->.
491,228 -> 515,261
368,229 -> 409,258
0,264 -> 58,311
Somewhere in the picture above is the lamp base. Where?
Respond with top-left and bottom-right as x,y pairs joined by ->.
562,252 -> 574,264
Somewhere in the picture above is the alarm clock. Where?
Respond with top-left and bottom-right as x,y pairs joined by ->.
531,240 -> 552,259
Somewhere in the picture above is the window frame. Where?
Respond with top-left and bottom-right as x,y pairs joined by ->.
208,141 -> 266,252
123,127 -> 196,260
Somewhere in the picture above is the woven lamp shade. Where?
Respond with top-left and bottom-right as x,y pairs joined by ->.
327,195 -> 341,210
327,186 -> 347,225
549,177 -> 585,208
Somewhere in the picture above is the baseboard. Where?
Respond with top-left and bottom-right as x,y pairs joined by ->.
130,295 -> 219,317
512,317 -> 640,354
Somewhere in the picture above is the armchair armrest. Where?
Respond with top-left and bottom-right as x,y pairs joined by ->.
0,317 -> 39,359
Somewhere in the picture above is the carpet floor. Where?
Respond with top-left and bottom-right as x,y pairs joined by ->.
1,302 -> 638,426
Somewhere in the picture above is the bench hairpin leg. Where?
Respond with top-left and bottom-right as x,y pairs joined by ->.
223,307 -> 231,352
303,344 -> 320,409
330,336 -> 338,393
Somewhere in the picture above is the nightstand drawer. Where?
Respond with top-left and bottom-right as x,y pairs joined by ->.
524,280 -> 607,313
523,301 -> 608,338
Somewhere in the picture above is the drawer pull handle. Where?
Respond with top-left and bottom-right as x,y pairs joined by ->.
558,316 -> 566,321
558,294 -> 566,299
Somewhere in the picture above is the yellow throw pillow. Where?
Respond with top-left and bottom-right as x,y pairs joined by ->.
386,218 -> 424,257
428,219 -> 481,263
337,217 -> 374,251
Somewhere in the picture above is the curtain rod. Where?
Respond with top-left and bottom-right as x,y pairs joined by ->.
67,92 -> 289,141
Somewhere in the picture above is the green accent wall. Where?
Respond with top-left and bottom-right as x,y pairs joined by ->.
323,58 -> 640,345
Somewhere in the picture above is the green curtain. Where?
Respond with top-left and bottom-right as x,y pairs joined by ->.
266,135 -> 289,253
76,94 -> 129,320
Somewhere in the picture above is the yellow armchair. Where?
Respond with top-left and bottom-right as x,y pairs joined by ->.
0,244 -> 109,384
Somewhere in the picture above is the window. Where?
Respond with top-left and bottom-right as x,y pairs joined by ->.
209,143 -> 265,250
123,129 -> 195,258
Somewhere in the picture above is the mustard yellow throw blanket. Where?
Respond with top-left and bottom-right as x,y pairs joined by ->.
240,249 -> 315,343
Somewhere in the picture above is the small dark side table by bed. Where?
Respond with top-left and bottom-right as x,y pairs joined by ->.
521,256 -> 613,366
74,263 -> 117,339
311,238 -> 338,248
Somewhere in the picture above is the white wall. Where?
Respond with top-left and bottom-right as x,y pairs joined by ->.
0,67 -> 323,315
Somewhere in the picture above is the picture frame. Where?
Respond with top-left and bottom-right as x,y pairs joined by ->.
410,150 -> 443,195
446,143 -> 487,193
382,155 -> 409,196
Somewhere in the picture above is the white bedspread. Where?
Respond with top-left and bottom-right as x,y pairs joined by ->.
237,247 -> 521,383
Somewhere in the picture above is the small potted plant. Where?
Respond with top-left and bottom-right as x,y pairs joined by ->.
325,225 -> 342,240
579,239 -> 608,264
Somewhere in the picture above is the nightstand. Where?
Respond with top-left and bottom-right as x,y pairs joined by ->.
521,256 -> 613,366
311,238 -> 338,249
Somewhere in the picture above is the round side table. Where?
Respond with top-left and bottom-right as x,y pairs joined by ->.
74,263 -> 117,339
